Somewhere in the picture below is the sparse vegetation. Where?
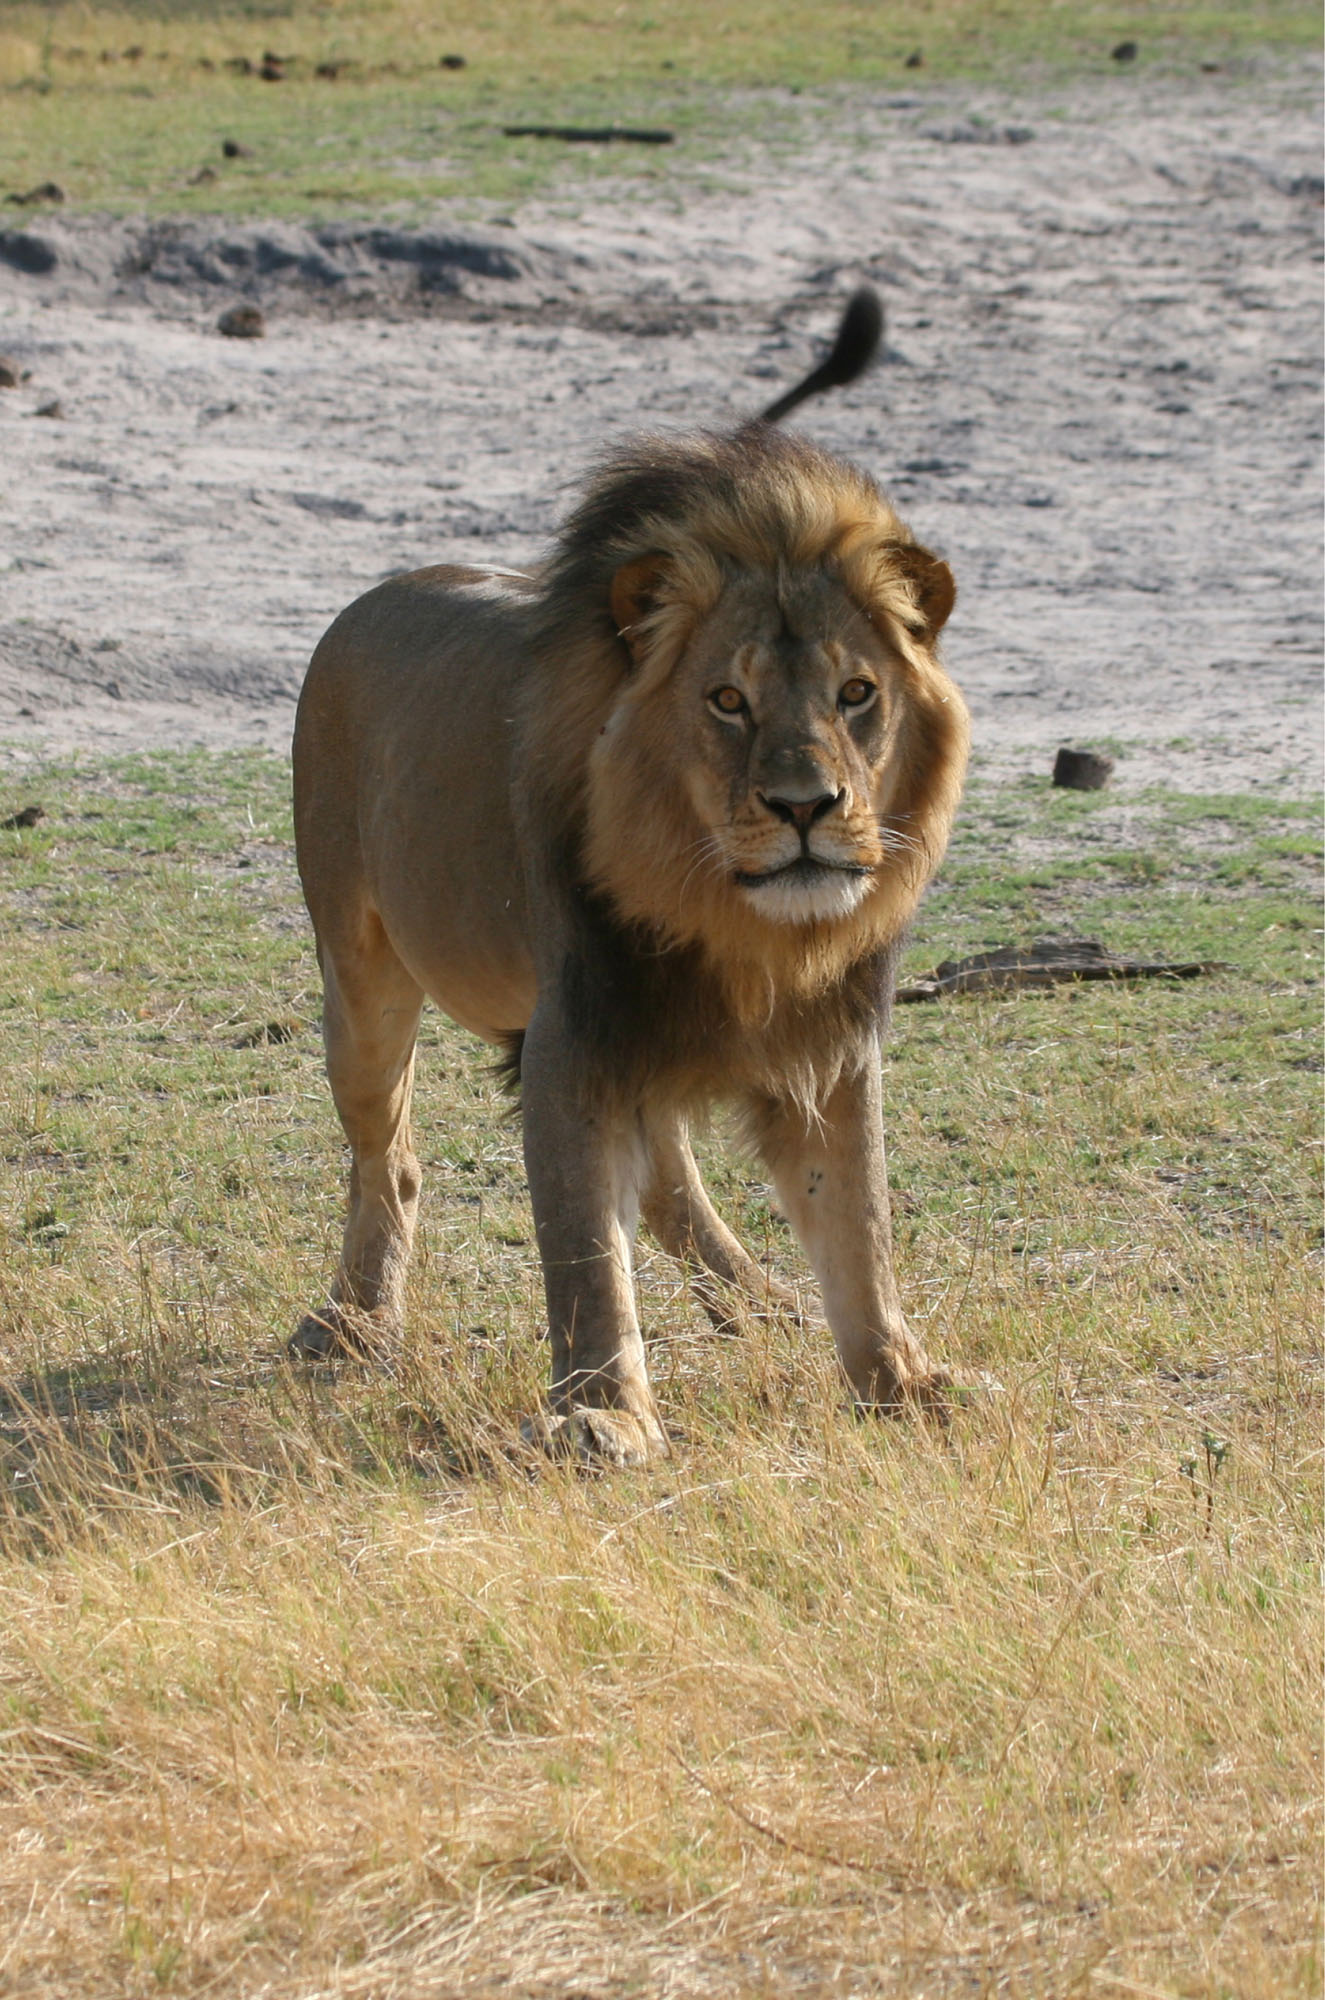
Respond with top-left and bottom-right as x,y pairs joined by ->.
0,749 -> 1319,1994
0,0 -> 1319,215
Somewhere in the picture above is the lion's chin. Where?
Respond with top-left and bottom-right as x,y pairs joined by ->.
734,858 -> 873,927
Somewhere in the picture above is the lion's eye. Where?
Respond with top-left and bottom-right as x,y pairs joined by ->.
709,686 -> 747,717
839,677 -> 876,710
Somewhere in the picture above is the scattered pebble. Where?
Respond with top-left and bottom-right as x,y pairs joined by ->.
0,355 -> 31,388
1112,40 -> 1139,63
33,399 -> 64,419
222,138 -> 252,159
218,305 -> 265,339
904,50 -> 924,69
440,53 -> 467,70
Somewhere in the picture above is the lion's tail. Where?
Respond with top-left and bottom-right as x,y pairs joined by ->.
757,287 -> 884,425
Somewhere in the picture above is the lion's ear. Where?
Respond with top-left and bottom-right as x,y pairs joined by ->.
891,544 -> 956,646
609,554 -> 669,664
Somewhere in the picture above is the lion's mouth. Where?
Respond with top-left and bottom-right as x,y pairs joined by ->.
733,855 -> 872,890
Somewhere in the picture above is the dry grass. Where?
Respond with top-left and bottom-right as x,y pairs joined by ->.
0,753 -> 1320,1996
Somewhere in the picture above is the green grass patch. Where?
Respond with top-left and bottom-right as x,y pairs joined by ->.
0,0 -> 1318,217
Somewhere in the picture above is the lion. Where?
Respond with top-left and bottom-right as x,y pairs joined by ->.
291,290 -> 969,1464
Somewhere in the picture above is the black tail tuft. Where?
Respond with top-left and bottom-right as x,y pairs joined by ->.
759,286 -> 885,425
492,1030 -> 525,1104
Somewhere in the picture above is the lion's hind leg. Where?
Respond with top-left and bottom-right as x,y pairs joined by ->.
640,1114 -> 803,1335
292,913 -> 425,1360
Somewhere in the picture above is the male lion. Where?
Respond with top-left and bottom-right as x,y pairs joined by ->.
292,291 -> 969,1463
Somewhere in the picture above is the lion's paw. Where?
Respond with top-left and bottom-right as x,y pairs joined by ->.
288,1302 -> 397,1364
521,1405 -> 668,1469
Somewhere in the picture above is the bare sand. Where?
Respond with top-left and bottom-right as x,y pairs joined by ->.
0,66 -> 1320,794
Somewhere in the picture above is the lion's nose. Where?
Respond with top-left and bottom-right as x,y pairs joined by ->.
758,787 -> 843,832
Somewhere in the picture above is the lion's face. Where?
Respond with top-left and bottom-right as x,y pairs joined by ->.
672,569 -> 911,927
584,559 -> 962,971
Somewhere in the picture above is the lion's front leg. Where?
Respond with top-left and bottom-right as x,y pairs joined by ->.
750,1041 -> 949,1417
519,1007 -> 667,1465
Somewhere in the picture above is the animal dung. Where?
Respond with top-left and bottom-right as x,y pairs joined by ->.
1052,745 -> 1114,790
4,182 -> 65,207
218,304 -> 265,339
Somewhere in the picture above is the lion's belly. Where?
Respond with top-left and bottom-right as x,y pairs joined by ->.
377,880 -> 538,1044
359,765 -> 539,1043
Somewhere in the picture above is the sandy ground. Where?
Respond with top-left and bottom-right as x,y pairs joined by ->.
0,66 -> 1320,794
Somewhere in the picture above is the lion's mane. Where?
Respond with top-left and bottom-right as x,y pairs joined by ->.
513,424 -> 968,1086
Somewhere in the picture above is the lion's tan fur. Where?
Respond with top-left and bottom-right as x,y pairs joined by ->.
293,418 -> 968,1443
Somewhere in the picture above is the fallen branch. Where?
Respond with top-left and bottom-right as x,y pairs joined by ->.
896,934 -> 1228,1003
502,123 -> 675,144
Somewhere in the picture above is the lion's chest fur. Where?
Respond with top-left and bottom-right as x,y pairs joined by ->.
551,882 -> 896,1115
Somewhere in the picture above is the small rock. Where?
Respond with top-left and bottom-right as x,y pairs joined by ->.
1,803 -> 45,830
33,398 -> 63,418
1052,746 -> 1115,791
221,138 -> 252,159
439,52 -> 467,69
1111,39 -> 1138,62
0,355 -> 31,388
904,49 -> 924,68
5,182 -> 66,207
218,304 -> 265,339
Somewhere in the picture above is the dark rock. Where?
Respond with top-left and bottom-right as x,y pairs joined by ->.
0,356 -> 30,387
1111,40 -> 1138,62
33,399 -> 63,418
218,304 -> 265,338
439,53 -> 467,69
904,50 -> 923,68
0,231 -> 58,274
1052,746 -> 1115,790
222,139 -> 252,158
